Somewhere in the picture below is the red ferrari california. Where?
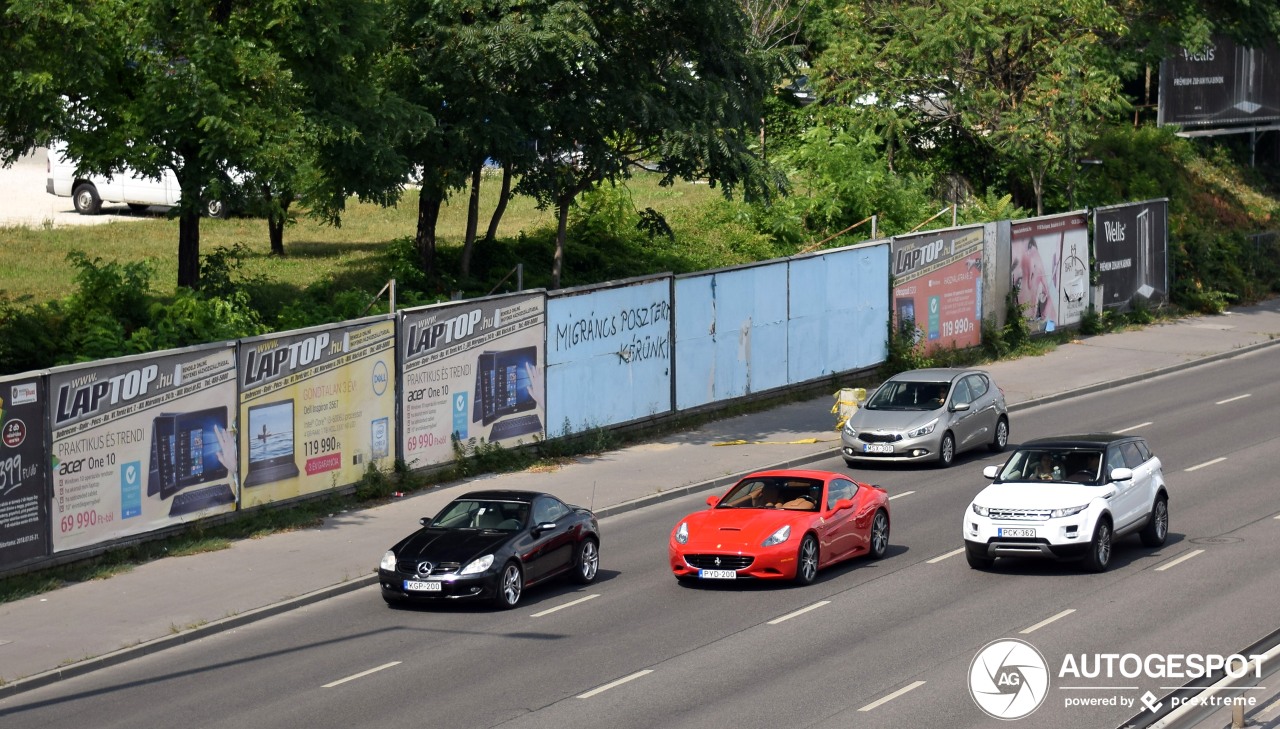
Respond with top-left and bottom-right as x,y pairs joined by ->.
669,469 -> 891,585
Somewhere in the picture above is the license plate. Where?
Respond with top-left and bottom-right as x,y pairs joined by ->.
699,569 -> 737,580
863,443 -> 894,454
403,580 -> 442,592
998,528 -> 1036,538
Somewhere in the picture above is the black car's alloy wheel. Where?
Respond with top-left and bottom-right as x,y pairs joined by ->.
494,562 -> 523,609
573,538 -> 599,584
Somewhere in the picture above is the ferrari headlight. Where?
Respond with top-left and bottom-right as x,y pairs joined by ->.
380,550 -> 397,571
1050,505 -> 1088,518
762,524 -> 791,547
459,554 -> 494,575
675,522 -> 689,544
971,503 -> 989,517
907,418 -> 938,438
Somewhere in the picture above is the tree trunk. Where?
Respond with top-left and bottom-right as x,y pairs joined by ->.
178,206 -> 201,290
484,162 -> 513,243
552,195 -> 570,290
415,187 -> 441,276
460,163 -> 482,277
268,206 -> 287,255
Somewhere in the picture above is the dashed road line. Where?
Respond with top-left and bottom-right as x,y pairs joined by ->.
577,670 -> 653,699
858,681 -> 927,712
1116,422 -> 1153,433
889,491 -> 916,501
1185,457 -> 1227,472
1215,394 -> 1252,405
1155,549 -> 1205,572
532,594 -> 599,617
323,661 -> 401,688
768,601 -> 831,625
1020,609 -> 1076,635
927,548 -> 965,564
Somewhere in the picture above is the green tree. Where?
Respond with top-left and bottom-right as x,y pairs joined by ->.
517,0 -> 781,288
815,0 -> 1131,215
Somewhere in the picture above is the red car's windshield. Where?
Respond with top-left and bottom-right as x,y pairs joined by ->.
717,477 -> 822,511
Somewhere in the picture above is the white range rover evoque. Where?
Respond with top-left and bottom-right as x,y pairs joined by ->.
963,434 -> 1169,572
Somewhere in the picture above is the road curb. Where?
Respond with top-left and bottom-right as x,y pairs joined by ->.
0,575 -> 377,700
1004,335 -> 1280,414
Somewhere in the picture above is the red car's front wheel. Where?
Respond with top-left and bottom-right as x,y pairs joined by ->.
794,535 -> 819,585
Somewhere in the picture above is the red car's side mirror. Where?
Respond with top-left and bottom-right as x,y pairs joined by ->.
832,498 -> 854,512
706,495 -> 719,508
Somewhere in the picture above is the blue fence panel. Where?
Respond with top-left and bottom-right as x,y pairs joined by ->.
787,242 -> 890,383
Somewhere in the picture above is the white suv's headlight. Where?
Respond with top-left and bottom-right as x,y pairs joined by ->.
971,503 -> 989,517
1050,505 -> 1088,518
380,550 -> 397,571
907,418 -> 938,438
762,525 -> 791,547
459,554 -> 494,575
675,522 -> 689,544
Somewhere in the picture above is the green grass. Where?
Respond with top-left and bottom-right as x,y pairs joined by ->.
0,172 -> 723,305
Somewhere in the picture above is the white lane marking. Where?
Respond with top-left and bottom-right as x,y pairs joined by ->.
1155,549 -> 1205,572
1215,394 -> 1251,405
1185,457 -> 1226,472
858,681 -> 927,712
1274,514 -> 1280,520
927,548 -> 965,564
889,491 -> 916,500
768,601 -> 831,625
1020,609 -> 1076,635
1116,422 -> 1152,433
323,661 -> 401,688
531,594 -> 599,617
577,670 -> 653,699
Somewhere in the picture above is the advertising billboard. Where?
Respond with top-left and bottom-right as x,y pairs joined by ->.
891,226 -> 985,351
1159,36 -> 1280,128
1093,200 -> 1169,311
0,372 -> 49,569
49,344 -> 238,553
1010,212 -> 1090,332
238,317 -> 396,508
400,292 -> 547,469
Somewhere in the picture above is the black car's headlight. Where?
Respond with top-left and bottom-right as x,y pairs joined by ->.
380,550 -> 397,571
459,554 -> 494,575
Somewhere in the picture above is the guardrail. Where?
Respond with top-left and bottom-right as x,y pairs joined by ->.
1119,627 -> 1280,729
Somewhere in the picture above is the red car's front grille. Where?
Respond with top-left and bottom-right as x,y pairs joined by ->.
684,554 -> 754,570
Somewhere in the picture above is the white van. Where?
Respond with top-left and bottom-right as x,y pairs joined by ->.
45,141 -> 229,217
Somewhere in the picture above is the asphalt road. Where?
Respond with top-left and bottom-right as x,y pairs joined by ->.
1,349 -> 1277,729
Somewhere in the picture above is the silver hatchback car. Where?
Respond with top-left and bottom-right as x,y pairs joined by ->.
841,368 -> 1010,467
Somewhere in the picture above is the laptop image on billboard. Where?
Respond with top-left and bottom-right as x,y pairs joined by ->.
243,399 -> 300,487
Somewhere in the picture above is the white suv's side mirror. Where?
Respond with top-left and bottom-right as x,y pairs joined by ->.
983,465 -> 1000,479
1109,467 -> 1134,482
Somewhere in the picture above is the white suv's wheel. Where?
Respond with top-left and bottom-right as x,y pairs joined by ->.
1140,495 -> 1169,547
1084,518 -> 1112,573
